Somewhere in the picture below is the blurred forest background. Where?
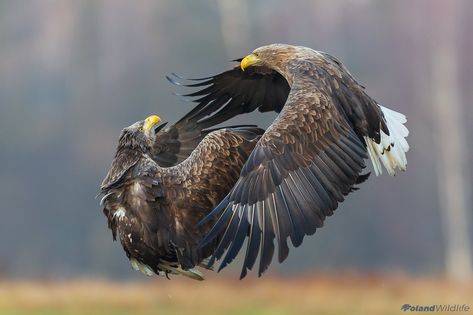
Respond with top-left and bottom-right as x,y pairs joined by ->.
0,0 -> 472,284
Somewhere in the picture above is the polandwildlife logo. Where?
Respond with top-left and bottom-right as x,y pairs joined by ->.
401,303 -> 470,312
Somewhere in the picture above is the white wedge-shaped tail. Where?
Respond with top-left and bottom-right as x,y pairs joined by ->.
364,105 -> 409,176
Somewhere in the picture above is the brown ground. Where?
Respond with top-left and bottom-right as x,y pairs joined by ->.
0,273 -> 471,315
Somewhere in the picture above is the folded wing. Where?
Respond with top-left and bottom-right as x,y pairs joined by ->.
156,126 -> 264,268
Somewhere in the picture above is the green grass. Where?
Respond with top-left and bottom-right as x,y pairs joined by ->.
0,274 -> 471,315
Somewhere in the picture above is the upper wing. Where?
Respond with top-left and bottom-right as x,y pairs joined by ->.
170,53 -> 387,142
199,61 -> 371,278
167,63 -> 290,127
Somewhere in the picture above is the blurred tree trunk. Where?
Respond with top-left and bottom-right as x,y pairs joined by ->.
217,0 -> 251,56
430,0 -> 472,281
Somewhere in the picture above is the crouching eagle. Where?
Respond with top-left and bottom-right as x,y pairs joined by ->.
171,44 -> 409,278
100,111 -> 263,280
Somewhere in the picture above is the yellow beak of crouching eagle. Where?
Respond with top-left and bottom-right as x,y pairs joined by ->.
240,54 -> 259,71
143,115 -> 161,134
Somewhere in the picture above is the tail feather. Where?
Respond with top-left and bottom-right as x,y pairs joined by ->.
364,105 -> 409,176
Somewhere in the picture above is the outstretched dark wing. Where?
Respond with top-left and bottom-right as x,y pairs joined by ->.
199,60 -> 372,278
167,63 -> 290,127
170,53 -> 387,143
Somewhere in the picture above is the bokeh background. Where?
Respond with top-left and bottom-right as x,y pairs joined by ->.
1,0 -> 472,314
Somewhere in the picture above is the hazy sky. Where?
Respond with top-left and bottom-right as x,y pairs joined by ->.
0,0 -> 471,279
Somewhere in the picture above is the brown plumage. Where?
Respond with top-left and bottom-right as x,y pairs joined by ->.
100,109 -> 263,280
171,44 -> 409,278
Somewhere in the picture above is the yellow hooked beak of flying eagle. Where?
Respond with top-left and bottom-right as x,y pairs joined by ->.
240,53 -> 259,71
143,115 -> 161,134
